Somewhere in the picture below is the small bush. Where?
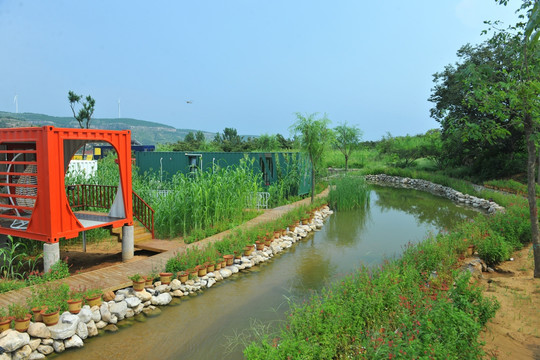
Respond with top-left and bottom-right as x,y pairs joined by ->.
476,233 -> 513,267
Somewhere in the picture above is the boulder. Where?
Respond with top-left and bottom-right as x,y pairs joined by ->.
125,296 -> 142,308
64,335 -> 84,349
219,268 -> 232,278
151,293 -> 172,306
76,321 -> 88,340
52,340 -> 65,353
78,307 -> 93,323
37,344 -> 54,355
29,350 -> 46,359
0,330 -> 30,352
87,320 -> 98,337
27,322 -> 51,339
48,313 -> 79,340
13,344 -> 32,360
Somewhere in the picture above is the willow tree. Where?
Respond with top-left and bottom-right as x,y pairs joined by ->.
290,112 -> 332,202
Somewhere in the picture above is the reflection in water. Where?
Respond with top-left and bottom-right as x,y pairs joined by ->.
54,186 -> 479,360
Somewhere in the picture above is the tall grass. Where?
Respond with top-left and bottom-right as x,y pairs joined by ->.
137,157 -> 262,239
328,174 -> 370,211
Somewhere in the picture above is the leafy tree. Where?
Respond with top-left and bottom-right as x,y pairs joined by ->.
473,0 -> 540,276
429,33 -> 526,178
290,112 -> 332,202
184,132 -> 195,143
276,133 -> 294,149
68,90 -> 96,159
255,134 -> 280,151
195,130 -> 206,143
333,122 -> 362,171
213,127 -> 243,152
68,91 -> 95,129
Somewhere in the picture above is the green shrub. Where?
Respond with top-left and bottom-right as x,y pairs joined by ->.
477,233 -> 513,267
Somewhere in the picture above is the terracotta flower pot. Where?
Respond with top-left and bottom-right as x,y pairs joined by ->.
32,307 -> 43,322
223,254 -> 234,266
67,299 -> 83,314
160,272 -> 173,285
189,269 -> 198,279
274,231 -> 280,239
221,260 -> 227,268
14,316 -> 31,332
215,262 -> 222,271
255,241 -> 264,251
144,276 -> 153,287
207,263 -> 215,272
197,265 -> 207,277
467,245 -> 475,256
41,310 -> 59,326
0,317 -> 11,333
178,272 -> 189,283
132,279 -> 146,292
85,295 -> 102,307
281,229 -> 287,236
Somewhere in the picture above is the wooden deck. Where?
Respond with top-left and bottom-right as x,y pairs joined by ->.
0,189 -> 328,308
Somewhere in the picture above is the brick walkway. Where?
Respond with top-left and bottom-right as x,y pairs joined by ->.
0,189 -> 328,307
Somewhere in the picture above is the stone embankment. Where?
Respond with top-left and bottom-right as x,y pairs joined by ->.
0,206 -> 333,359
365,174 -> 505,214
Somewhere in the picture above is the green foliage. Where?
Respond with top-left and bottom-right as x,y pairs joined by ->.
328,174 -> 370,211
477,233 -> 513,267
0,236 -> 42,280
333,122 -> 362,171
27,259 -> 71,285
68,91 -> 95,129
290,112 -> 333,202
377,131 -> 443,169
9,303 -> 29,320
142,157 -> 262,238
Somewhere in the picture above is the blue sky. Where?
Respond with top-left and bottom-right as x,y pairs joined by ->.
0,1 -> 519,141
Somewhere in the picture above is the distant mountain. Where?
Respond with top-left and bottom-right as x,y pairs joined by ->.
0,111 -> 216,145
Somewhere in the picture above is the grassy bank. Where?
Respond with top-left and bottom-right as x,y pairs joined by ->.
243,171 -> 531,359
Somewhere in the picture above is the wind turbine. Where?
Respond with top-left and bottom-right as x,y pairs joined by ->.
118,98 -> 121,118
13,95 -> 18,113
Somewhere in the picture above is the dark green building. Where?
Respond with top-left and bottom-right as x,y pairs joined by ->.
135,151 -> 312,196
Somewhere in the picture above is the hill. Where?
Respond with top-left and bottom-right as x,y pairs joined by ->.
0,111 -> 216,145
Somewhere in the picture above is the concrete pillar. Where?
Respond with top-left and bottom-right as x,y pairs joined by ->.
43,242 -> 60,273
122,225 -> 134,262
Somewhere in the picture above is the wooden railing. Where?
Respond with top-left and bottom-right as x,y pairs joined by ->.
66,184 -> 154,238
132,191 -> 154,238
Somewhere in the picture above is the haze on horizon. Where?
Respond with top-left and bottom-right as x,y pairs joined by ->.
0,1 -> 519,141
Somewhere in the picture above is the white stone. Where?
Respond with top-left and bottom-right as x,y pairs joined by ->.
41,339 -> 53,346
109,315 -> 118,324
78,307 -> 93,323
76,321 -> 88,340
52,340 -> 65,353
154,284 -> 169,293
100,303 -> 111,322
125,296 -> 142,308
213,271 -> 223,281
13,344 -> 32,360
29,338 -> 41,351
219,268 -> 232,278
151,293 -> 172,306
64,335 -> 84,349
134,303 -> 145,314
29,350 -> 46,359
114,294 -> 125,302
87,320 -> 98,337
135,290 -> 152,302
170,279 -> 182,291
207,278 -> 216,288
171,289 -> 184,297
125,309 -> 135,318
95,320 -> 107,329
229,265 -> 239,273
91,306 -> 101,322
109,301 -> 128,321
49,313 -> 79,340
27,322 -> 51,339
37,344 -> 54,355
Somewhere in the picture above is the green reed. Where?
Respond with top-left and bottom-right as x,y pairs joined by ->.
328,174 -> 371,211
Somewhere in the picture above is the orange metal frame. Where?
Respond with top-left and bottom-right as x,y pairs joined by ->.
0,126 -> 133,243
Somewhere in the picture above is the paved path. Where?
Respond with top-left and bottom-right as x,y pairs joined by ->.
0,189 -> 329,307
